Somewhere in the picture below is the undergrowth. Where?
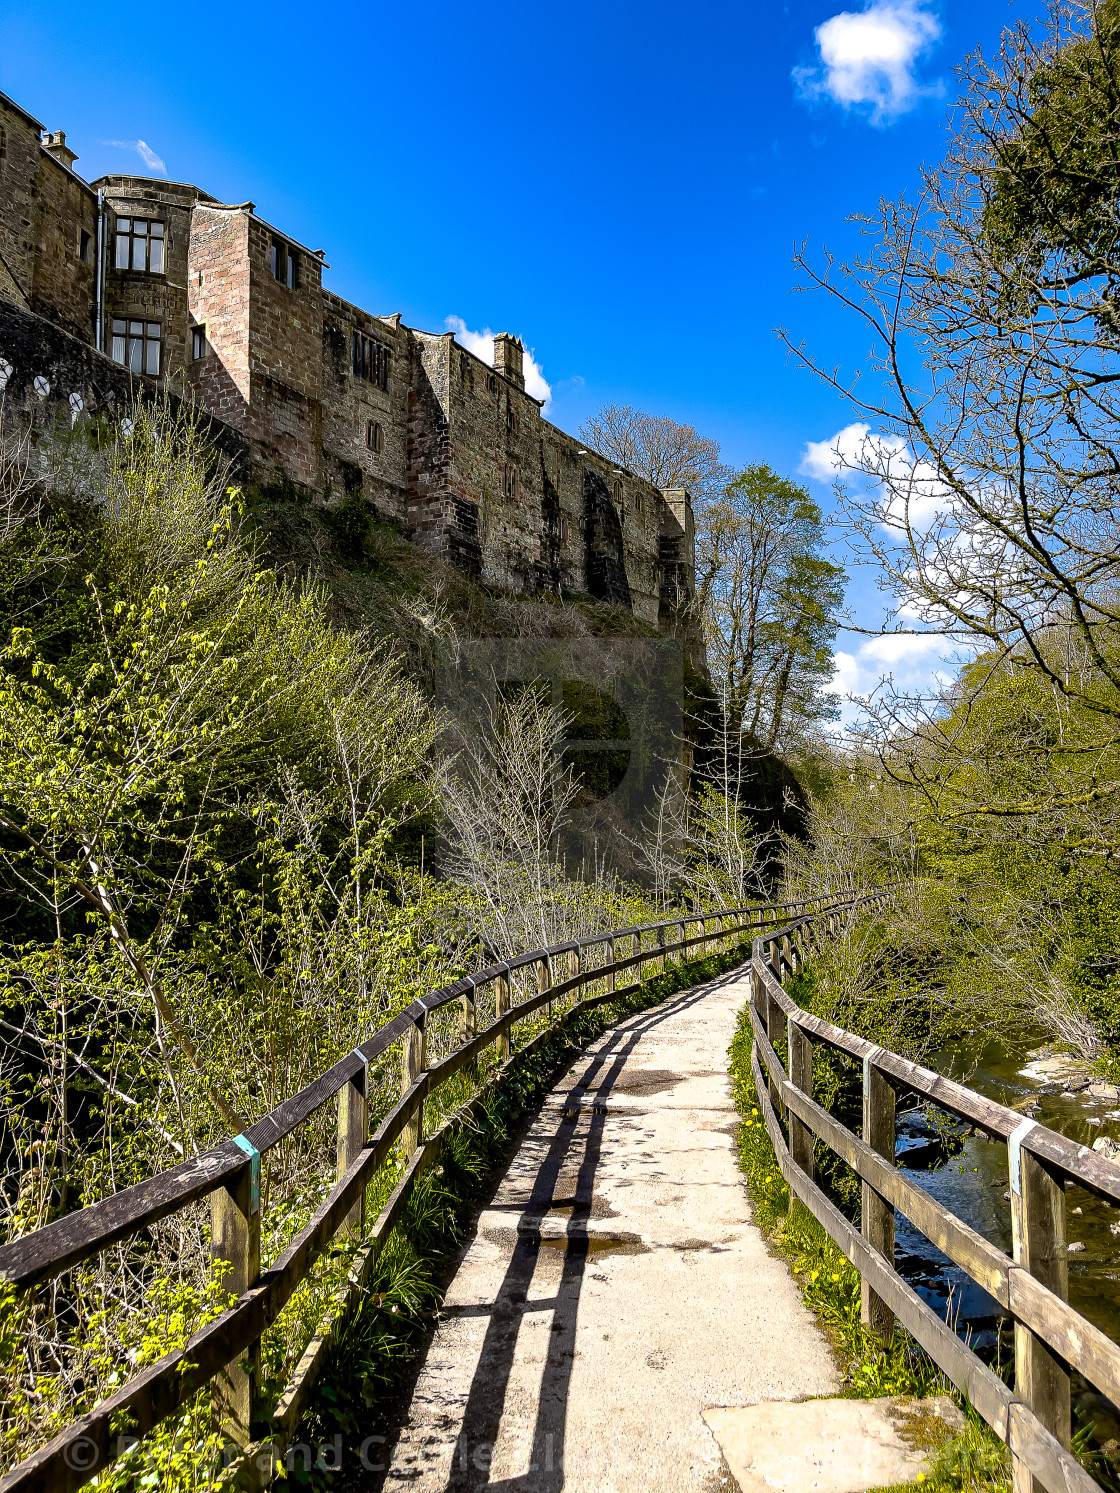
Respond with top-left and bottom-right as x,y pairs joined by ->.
728,1001 -> 1014,1493
275,941 -> 753,1488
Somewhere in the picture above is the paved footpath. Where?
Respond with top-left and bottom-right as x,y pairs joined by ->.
382,963 -> 838,1492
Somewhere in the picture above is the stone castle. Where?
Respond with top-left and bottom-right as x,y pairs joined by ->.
0,89 -> 696,632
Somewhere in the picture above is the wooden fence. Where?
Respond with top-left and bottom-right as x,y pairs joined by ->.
0,894 -> 852,1492
752,902 -> 1120,1493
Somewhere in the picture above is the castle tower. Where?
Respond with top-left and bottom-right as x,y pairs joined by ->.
492,332 -> 524,389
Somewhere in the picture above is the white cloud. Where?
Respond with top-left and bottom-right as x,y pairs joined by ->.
444,316 -> 552,408
831,632 -> 957,727
800,421 -> 951,532
793,1 -> 941,123
102,139 -> 168,176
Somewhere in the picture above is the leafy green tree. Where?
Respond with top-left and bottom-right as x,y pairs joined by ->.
985,0 -> 1120,304
696,464 -> 845,758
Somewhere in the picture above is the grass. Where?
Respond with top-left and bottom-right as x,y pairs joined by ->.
277,940 -> 755,1487
727,1001 -> 1014,1493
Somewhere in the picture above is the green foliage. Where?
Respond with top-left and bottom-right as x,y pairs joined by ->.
985,0 -> 1120,318
324,488 -> 372,566
0,401 -> 449,1472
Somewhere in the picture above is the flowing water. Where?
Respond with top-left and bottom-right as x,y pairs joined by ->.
894,1035 -> 1120,1443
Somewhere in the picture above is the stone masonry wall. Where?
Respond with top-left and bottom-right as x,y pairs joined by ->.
407,333 -> 466,568
0,95 -> 97,343
101,178 -> 206,385
185,207 -> 252,429
0,296 -> 249,478
320,293 -> 408,523
540,419 -> 664,626
243,216 -> 324,488
444,339 -> 545,595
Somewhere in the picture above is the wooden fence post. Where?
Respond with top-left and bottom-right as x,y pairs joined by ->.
606,935 -> 616,993
572,943 -> 583,1007
496,970 -> 511,1061
459,982 -> 476,1047
787,1017 -> 814,1202
657,922 -> 666,974
781,933 -> 792,980
861,1050 -> 896,1342
633,929 -> 642,981
212,1138 -> 261,1454
769,938 -> 780,982
401,1012 -> 426,1160
336,1051 -> 368,1236
537,953 -> 551,1017
765,976 -> 785,1115
1010,1123 -> 1071,1493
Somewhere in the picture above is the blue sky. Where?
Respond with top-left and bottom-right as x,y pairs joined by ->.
3,0 -> 1028,718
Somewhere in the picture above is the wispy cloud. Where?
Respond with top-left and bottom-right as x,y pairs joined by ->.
793,1 -> 942,124
445,316 -> 552,407
102,139 -> 168,176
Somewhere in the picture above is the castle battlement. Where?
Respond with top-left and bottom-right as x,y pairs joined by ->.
0,89 -> 695,631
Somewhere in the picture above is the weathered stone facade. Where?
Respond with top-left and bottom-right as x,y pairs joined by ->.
0,88 -> 695,632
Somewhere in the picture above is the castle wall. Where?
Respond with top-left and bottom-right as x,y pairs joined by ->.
539,421 -> 665,625
0,87 -> 697,635
0,95 -> 97,343
319,294 -> 408,522
101,178 -> 202,384
242,216 -> 324,488
445,340 -> 546,595
185,206 -> 252,428
0,296 -> 250,476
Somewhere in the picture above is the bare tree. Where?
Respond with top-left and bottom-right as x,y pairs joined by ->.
438,685 -> 583,957
579,404 -> 729,499
780,1 -> 1120,819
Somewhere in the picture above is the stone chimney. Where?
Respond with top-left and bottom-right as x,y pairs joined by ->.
42,130 -> 79,170
492,333 -> 524,389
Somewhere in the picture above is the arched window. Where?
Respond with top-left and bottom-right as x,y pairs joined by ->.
366,420 -> 383,453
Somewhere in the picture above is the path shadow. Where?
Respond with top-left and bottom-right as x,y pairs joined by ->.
379,965 -> 748,1491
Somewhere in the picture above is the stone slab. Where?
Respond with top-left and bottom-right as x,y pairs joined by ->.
703,1395 -> 964,1493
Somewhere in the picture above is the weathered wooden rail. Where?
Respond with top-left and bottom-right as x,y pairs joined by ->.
752,903 -> 1120,1493
0,895 -> 851,1492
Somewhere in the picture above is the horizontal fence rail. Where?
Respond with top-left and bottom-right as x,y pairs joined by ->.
0,894 -> 858,1493
751,903 -> 1120,1493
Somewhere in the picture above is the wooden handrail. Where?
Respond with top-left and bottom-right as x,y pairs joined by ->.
750,899 -> 1120,1493
0,891 -> 869,1493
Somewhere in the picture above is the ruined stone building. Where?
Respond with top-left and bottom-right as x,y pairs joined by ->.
0,89 -> 695,631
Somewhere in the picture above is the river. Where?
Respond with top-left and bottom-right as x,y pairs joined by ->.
895,1036 -> 1120,1447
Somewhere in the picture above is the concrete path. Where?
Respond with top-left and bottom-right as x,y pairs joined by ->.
381,963 -> 838,1492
